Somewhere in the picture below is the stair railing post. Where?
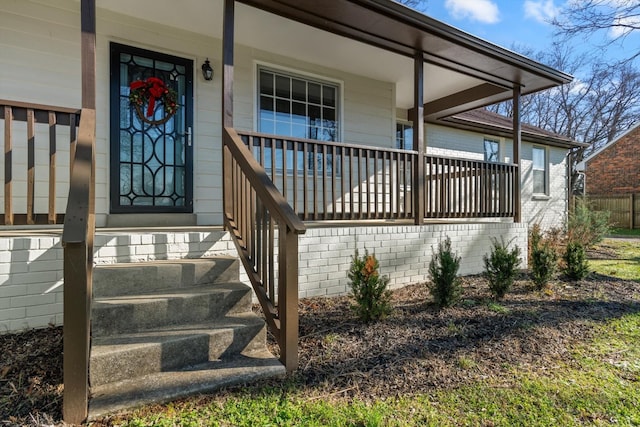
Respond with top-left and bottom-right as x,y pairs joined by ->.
278,224 -> 299,372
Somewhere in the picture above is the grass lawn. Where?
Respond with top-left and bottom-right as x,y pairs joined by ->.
609,228 -> 640,237
97,238 -> 640,427
589,238 -> 640,282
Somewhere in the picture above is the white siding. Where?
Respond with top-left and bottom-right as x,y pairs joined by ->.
1,0 -> 394,226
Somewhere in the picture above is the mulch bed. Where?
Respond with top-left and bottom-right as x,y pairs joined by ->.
2,268 -> 640,425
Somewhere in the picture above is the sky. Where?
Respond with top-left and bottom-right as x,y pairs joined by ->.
416,0 -> 638,65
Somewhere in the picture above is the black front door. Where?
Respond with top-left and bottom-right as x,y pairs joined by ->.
110,43 -> 193,213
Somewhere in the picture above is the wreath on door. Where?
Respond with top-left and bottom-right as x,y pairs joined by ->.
129,77 -> 178,125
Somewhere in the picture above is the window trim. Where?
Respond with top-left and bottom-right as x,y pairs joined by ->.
532,145 -> 548,195
396,120 -> 414,150
483,137 -> 501,163
253,61 -> 344,142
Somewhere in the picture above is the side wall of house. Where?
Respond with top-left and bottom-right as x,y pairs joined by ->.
586,128 -> 640,195
426,124 -> 569,230
0,0 -> 394,227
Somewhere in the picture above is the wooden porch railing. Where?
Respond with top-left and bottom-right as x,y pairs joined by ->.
239,131 -> 517,221
223,127 -> 306,372
61,107 -> 96,421
0,99 -> 80,225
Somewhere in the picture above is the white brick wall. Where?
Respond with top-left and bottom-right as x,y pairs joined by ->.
0,229 -> 236,333
297,222 -> 528,299
0,223 -> 528,333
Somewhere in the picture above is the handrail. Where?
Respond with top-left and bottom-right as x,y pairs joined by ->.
238,129 -> 419,156
0,98 -> 81,116
224,127 -> 306,234
223,126 -> 305,372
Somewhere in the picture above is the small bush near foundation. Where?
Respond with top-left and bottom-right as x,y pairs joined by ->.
564,241 -> 590,280
568,198 -> 610,248
348,250 -> 392,322
428,237 -> 462,308
483,237 -> 521,299
529,224 -> 559,290
531,244 -> 558,289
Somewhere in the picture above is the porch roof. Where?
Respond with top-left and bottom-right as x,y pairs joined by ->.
98,1 -> 572,120
237,0 -> 573,118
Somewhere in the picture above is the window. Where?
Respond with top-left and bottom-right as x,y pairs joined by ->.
258,68 -> 339,141
532,146 -> 547,194
257,67 -> 340,174
396,122 -> 413,150
484,138 -> 500,162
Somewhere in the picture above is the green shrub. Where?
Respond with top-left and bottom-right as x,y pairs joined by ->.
568,198 -> 611,247
529,224 -> 559,290
483,237 -> 521,299
428,237 -> 462,308
348,250 -> 392,322
530,244 -> 558,289
564,241 -> 589,280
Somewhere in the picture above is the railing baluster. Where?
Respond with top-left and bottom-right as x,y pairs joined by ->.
4,106 -> 13,225
27,108 -> 35,225
48,111 -> 57,224
349,148 -> 354,219
312,143 -> 318,221
293,140 -> 298,213
322,144 -> 327,220
303,141 -> 308,220
331,145 -> 337,220
281,138 -> 287,204
357,148 -> 363,219
341,146 -> 346,219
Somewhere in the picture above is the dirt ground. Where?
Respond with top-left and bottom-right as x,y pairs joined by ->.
1,244 -> 639,425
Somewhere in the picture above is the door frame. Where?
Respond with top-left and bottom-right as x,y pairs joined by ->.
109,42 -> 194,214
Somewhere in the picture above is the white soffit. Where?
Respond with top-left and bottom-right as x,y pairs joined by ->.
97,0 -> 486,109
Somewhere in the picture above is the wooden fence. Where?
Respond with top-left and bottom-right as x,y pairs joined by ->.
573,194 -> 640,229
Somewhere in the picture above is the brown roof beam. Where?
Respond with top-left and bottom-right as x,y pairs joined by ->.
408,83 -> 508,121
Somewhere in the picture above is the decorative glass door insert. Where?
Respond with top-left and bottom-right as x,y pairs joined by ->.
110,43 -> 193,213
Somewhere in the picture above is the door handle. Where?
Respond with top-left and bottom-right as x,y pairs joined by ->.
185,126 -> 192,147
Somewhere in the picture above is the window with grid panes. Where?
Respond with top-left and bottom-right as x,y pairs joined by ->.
258,68 -> 339,173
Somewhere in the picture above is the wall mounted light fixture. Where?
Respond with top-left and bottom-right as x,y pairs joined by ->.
201,58 -> 213,81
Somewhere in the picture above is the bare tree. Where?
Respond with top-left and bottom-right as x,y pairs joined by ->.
553,0 -> 640,64
488,43 -> 640,193
396,0 -> 427,12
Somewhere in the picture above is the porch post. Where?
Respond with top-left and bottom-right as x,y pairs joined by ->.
63,0 -> 95,423
222,0 -> 234,217
413,52 -> 425,224
512,86 -> 522,223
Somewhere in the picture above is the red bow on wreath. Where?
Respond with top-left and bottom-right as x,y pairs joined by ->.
129,77 -> 177,118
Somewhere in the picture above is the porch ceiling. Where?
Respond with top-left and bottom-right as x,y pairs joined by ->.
96,0 -> 572,119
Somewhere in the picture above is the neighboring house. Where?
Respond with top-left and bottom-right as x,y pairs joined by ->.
583,122 -> 640,195
0,0 -> 581,421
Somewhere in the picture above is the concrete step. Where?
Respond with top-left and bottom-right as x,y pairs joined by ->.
88,349 -> 285,420
90,313 -> 267,387
92,282 -> 253,336
93,257 -> 239,298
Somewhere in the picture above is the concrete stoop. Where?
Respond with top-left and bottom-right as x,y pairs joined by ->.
87,257 -> 285,419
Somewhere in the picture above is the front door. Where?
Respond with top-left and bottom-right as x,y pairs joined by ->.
110,43 -> 193,213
